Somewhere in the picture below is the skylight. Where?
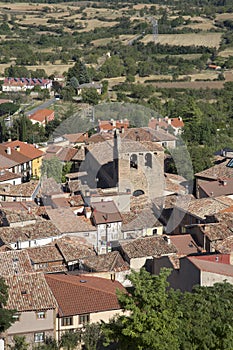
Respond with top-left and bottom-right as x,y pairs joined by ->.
226,159 -> 233,168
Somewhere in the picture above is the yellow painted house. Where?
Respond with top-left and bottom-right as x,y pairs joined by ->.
4,140 -> 44,178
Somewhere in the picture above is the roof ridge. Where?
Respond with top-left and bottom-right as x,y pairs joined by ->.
46,274 -> 120,295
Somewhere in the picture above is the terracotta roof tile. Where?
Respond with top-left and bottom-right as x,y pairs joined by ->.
120,235 -> 177,259
0,144 -> 31,166
195,159 -> 233,180
45,273 -> 124,317
122,207 -> 162,232
169,234 -> 200,256
4,140 -> 44,160
29,109 -> 54,123
187,256 -> 233,277
0,219 -> 61,245
122,127 -> 177,142
27,245 -> 63,264
0,250 -> 33,277
81,251 -> 130,273
92,201 -> 122,225
6,272 -> 57,312
0,181 -> 40,198
0,170 -> 21,182
55,236 -> 96,263
46,207 -> 96,233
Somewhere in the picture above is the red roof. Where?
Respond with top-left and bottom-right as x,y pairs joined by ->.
92,201 -> 122,225
45,274 -> 125,317
98,120 -> 129,132
4,140 -> 44,160
187,256 -> 233,277
170,118 -> 184,128
169,234 -> 200,256
193,254 -> 230,264
29,109 -> 54,123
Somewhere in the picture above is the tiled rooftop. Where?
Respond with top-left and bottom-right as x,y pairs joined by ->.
169,234 -> 200,256
45,273 -> 124,317
55,236 -> 96,263
92,201 -> 122,225
122,207 -> 162,232
40,177 -> 63,197
6,272 -> 57,312
4,140 -> 44,160
121,127 -> 177,142
198,178 -> 233,197
187,256 -> 233,277
195,158 -> 233,180
0,170 -> 21,182
216,236 -> 233,254
0,250 -> 33,277
0,144 -> 31,167
0,180 -> 40,198
29,109 -> 54,122
27,245 -> 63,263
81,251 -> 130,273
120,235 -> 177,259
0,219 -> 61,244
0,209 -> 38,226
177,196 -> 233,220
46,207 -> 96,233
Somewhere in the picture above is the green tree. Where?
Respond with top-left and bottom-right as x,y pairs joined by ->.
0,277 -> 16,334
102,268 -> 181,350
41,157 -> 63,183
100,56 -> 125,78
179,282 -> 233,350
62,161 -> 73,183
82,323 -> 102,350
9,336 -> 29,350
81,87 -> 100,105
60,330 -> 80,350
0,103 -> 19,117
67,60 -> 90,85
69,76 -> 79,94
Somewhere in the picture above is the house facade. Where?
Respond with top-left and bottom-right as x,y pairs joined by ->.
45,274 -> 125,341
4,140 -> 44,178
4,273 -> 57,350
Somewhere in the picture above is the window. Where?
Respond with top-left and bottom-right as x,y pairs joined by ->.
13,313 -> 21,322
130,154 -> 138,169
36,311 -> 46,319
34,332 -> 44,343
61,317 -> 73,326
79,314 -> 90,325
227,159 -> 233,168
145,153 -> 152,168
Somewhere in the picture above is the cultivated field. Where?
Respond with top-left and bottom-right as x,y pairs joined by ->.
141,32 -> 223,48
219,48 -> 233,58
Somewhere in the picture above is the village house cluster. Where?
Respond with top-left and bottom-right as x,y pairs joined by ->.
1,118 -> 233,349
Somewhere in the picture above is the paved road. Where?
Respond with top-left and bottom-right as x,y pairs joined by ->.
25,97 -> 56,116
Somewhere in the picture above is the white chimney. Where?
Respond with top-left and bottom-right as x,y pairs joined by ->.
6,147 -> 11,155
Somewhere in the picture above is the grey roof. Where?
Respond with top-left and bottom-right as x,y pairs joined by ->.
122,207 -> 163,232
120,235 -> 177,259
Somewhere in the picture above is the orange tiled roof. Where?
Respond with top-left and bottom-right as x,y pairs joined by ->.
4,140 -> 44,160
171,118 -> 184,128
46,273 -> 125,317
29,109 -> 54,123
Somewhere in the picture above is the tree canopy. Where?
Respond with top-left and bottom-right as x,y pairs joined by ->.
102,268 -> 233,350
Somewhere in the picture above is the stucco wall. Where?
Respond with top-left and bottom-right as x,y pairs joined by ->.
201,271 -> 233,286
